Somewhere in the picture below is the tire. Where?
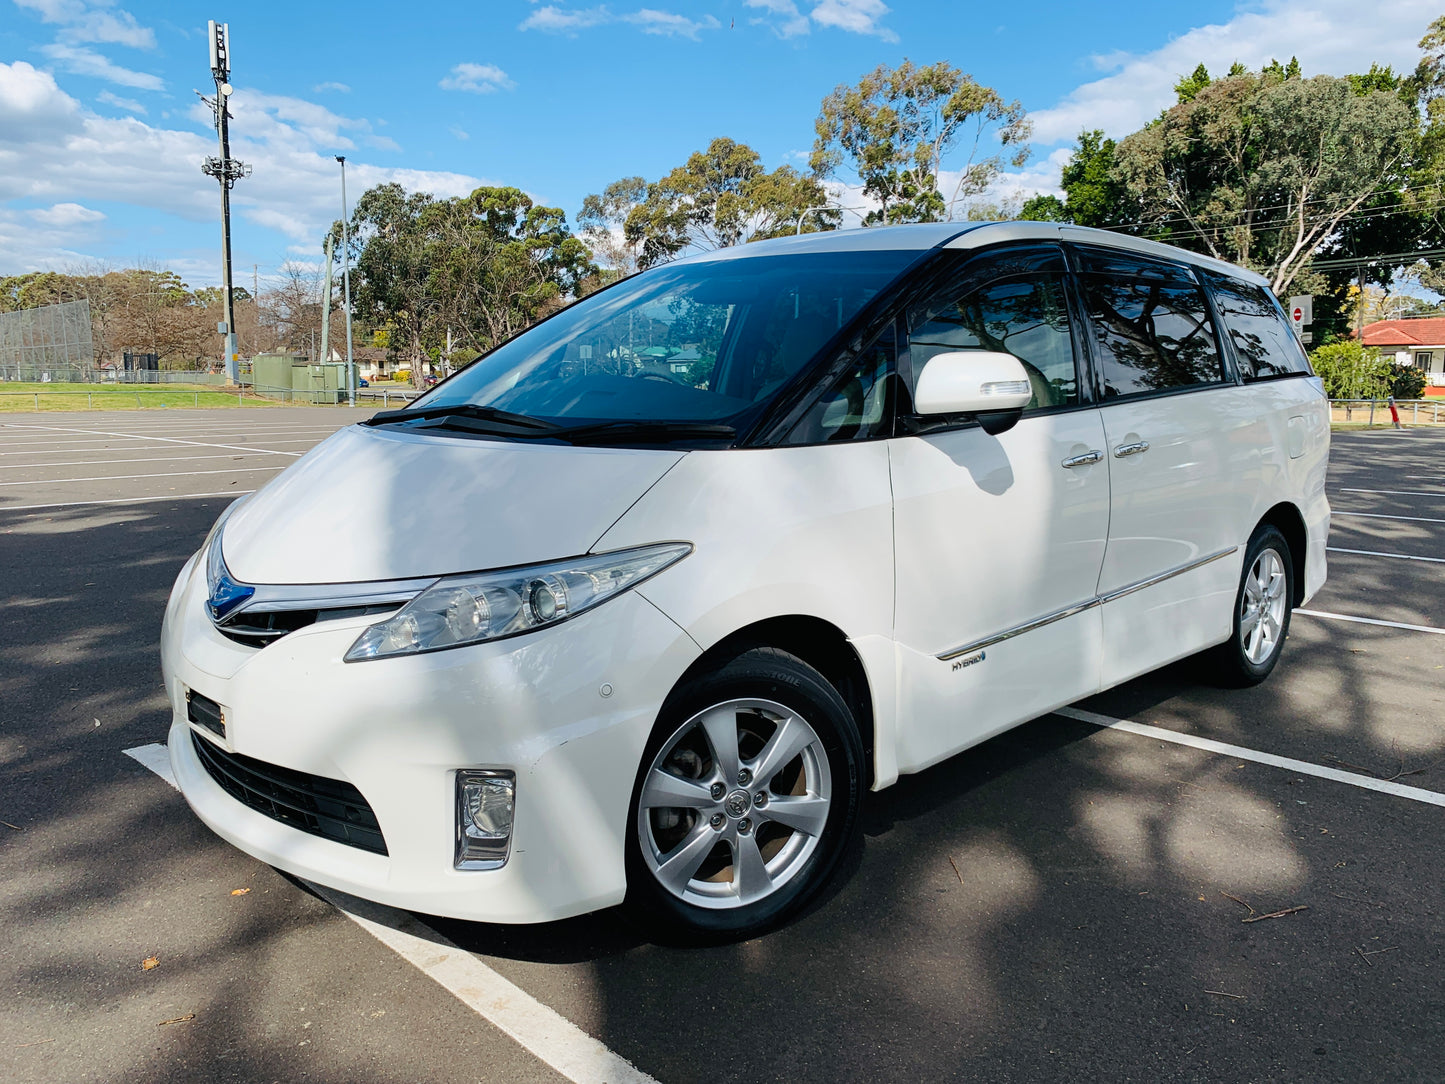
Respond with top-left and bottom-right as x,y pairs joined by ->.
1209,525 -> 1294,687
624,646 -> 864,940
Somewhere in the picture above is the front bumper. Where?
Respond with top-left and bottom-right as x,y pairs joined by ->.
161,553 -> 701,923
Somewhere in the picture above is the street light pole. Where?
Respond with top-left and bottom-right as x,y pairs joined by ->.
336,155 -> 355,407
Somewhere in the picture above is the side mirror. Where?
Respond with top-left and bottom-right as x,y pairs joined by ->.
913,350 -> 1033,435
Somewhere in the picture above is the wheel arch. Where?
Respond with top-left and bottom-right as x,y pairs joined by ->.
673,616 -> 877,788
1256,501 -> 1307,603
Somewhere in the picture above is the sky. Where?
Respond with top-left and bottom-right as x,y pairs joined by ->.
0,0 -> 1441,291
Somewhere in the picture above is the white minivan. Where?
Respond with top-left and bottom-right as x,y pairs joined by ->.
162,222 -> 1329,937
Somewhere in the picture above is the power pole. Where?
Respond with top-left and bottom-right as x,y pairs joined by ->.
336,156 -> 355,406
319,232 -> 334,365
200,20 -> 250,383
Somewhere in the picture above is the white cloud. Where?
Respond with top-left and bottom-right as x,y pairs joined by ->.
450,126 -> 470,141
14,0 -> 156,49
520,5 -> 722,39
439,62 -> 517,94
746,0 -> 810,38
746,0 -> 896,41
30,201 -> 106,226
96,88 -> 144,113
1031,0 -> 1439,145
520,5 -> 612,33
808,0 -> 896,43
313,81 -> 351,94
39,43 -> 163,90
623,9 -> 721,38
0,60 -> 486,275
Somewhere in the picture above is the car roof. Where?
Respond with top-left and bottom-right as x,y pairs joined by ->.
677,220 -> 1271,288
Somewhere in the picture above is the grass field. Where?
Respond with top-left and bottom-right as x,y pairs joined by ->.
0,382 -> 311,411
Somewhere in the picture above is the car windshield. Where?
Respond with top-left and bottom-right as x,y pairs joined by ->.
408,249 -> 917,431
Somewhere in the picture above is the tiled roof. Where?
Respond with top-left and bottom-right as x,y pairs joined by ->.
1361,318 -> 1445,348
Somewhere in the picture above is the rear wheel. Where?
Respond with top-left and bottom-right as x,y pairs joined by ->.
1210,525 -> 1294,687
625,647 -> 863,939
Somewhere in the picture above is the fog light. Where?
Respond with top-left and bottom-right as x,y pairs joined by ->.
455,770 -> 515,870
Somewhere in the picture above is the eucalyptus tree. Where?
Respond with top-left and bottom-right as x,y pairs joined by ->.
810,60 -> 1030,224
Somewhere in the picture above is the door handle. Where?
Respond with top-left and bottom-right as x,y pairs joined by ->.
1113,440 -> 1150,458
1061,450 -> 1103,468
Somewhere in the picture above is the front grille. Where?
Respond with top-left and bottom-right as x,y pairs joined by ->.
186,689 -> 225,739
191,731 -> 388,855
215,604 -> 399,649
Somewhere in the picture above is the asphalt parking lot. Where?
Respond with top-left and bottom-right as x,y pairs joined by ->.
2,408 -> 1442,1084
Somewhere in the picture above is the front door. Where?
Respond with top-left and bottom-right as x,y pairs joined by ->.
890,244 -> 1110,774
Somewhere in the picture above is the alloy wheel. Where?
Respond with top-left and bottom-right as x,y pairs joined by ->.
636,697 -> 833,910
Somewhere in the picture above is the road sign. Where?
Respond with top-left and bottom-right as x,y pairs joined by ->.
1288,294 -> 1312,330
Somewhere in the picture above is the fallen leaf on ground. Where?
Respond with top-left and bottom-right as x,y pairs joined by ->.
158,1014 -> 195,1026
141,955 -> 159,971
230,888 -> 250,896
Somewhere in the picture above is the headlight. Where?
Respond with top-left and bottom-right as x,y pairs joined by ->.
203,500 -> 254,621
343,542 -> 691,662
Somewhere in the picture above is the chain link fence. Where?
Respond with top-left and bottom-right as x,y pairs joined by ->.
0,301 -> 95,377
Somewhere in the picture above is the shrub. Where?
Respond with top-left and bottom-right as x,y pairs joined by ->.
1391,364 -> 1427,400
1308,341 -> 1392,399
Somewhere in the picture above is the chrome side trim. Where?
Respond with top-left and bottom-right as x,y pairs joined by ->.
934,545 -> 1241,661
937,597 -> 1099,661
1096,546 -> 1239,604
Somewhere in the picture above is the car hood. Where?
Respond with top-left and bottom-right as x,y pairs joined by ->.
220,424 -> 685,585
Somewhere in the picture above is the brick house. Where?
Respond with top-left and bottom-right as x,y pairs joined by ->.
1360,317 -> 1445,396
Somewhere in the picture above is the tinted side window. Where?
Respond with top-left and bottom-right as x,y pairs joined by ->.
907,246 -> 1080,410
1073,249 -> 1224,398
1203,272 -> 1313,380
786,323 -> 898,443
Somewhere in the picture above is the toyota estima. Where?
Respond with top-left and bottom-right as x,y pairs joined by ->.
163,222 -> 1329,938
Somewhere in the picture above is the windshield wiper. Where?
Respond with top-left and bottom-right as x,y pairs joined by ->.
545,420 -> 737,446
365,403 -> 560,434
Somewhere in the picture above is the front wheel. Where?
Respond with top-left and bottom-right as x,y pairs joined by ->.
625,647 -> 863,940
1209,525 -> 1294,687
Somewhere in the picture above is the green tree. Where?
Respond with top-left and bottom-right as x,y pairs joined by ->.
1174,63 -> 1211,104
1018,130 -> 1137,229
1018,194 -> 1068,222
622,138 -> 836,269
1114,66 -> 1415,294
577,176 -> 648,277
810,60 -> 1029,224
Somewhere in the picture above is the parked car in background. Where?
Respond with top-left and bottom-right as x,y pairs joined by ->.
162,222 -> 1330,939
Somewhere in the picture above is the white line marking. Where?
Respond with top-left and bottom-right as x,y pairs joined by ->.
1339,488 -> 1445,498
0,437 -> 326,452
0,452 -> 286,470
1331,511 -> 1445,525
124,743 -> 177,787
310,885 -> 659,1084
1327,546 -> 1445,564
0,490 -> 254,512
0,466 -> 282,487
0,422 -> 306,458
124,742 -> 659,1084
1295,608 -> 1445,635
1057,708 -> 1445,808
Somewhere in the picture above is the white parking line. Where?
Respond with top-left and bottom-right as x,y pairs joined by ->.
1294,608 -> 1445,635
0,452 -> 286,470
1327,546 -> 1445,564
0,490 -> 254,512
1331,511 -> 1445,525
0,466 -> 283,487
0,423 -> 306,458
1339,488 -> 1444,498
1056,708 -> 1445,808
122,743 -> 659,1084
0,437 -> 325,452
